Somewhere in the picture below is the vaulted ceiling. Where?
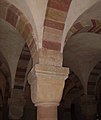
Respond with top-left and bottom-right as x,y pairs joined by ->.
0,0 -> 101,95
1,1 -> 101,119
63,1 -> 101,93
7,0 -> 100,51
0,19 -> 25,88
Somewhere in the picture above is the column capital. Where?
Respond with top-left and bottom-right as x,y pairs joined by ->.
29,64 -> 69,106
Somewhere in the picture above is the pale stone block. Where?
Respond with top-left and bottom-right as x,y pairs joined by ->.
39,48 -> 63,66
46,7 -> 67,23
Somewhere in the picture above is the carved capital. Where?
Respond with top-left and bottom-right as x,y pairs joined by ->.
30,64 -> 69,106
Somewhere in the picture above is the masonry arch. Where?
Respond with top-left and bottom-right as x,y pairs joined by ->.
63,1 -> 101,93
42,0 -> 72,51
0,0 -> 40,89
0,0 -> 38,63
59,71 -> 84,120
64,1 -> 101,44
0,51 -> 11,120
14,43 -> 31,90
0,1 -> 39,119
87,61 -> 101,97
0,53 -> 11,96
63,2 -> 101,119
86,61 -> 101,119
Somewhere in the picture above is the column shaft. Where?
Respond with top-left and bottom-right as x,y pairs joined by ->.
37,106 -> 57,120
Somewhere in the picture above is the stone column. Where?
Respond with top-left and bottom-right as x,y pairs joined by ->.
28,48 -> 69,120
37,105 -> 57,120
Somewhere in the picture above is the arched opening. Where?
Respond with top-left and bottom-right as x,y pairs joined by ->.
0,53 -> 11,120
71,98 -> 82,120
21,82 -> 37,120
58,71 -> 84,120
63,2 -> 101,119
86,61 -> 101,120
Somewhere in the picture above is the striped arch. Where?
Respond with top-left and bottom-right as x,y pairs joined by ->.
65,19 -> 101,43
96,74 -> 101,100
87,61 -> 101,97
0,0 -> 38,62
14,43 -> 31,90
60,72 -> 84,108
59,71 -> 84,120
43,0 -> 72,51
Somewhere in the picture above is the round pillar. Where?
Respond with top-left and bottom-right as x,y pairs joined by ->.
37,105 -> 57,120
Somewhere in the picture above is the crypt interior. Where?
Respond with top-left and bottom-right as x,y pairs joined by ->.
0,0 -> 101,120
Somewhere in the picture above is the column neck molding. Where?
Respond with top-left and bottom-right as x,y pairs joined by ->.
35,102 -> 59,107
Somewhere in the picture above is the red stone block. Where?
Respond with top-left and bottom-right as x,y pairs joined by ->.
22,23 -> 33,41
62,0 -> 72,5
95,27 -> 101,33
88,19 -> 101,33
88,20 -> 97,32
43,40 -> 61,51
6,5 -> 19,27
44,19 -> 64,30
73,22 -> 83,30
91,19 -> 97,27
48,0 -> 72,12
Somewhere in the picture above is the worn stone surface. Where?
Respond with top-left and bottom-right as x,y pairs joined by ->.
39,48 -> 63,66
29,64 -> 69,106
